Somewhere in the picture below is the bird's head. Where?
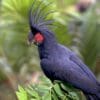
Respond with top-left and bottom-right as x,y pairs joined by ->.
27,0 -> 55,46
28,31 -> 44,45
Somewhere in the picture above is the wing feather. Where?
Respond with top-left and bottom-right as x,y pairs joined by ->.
70,53 -> 97,81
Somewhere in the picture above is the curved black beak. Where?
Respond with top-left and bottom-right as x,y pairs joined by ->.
27,31 -> 35,45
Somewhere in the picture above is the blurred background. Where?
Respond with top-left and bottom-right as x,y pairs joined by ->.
0,0 -> 100,100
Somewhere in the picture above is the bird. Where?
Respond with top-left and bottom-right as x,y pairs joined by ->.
28,0 -> 100,100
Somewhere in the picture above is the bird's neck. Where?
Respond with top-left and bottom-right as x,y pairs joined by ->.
38,31 -> 57,59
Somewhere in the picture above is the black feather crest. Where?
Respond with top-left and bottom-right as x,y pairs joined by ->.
29,0 -> 56,34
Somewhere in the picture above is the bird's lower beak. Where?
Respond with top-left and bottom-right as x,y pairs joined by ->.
27,39 -> 35,46
27,38 -> 41,46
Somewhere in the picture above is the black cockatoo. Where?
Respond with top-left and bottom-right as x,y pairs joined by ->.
28,1 -> 100,100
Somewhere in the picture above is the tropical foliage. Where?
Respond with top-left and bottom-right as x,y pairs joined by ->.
16,76 -> 82,100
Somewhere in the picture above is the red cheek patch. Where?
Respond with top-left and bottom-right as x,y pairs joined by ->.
34,33 -> 44,43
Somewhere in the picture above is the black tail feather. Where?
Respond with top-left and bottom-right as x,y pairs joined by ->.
97,81 -> 100,98
85,94 -> 99,100
84,84 -> 100,100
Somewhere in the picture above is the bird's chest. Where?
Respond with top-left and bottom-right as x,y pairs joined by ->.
40,55 -> 68,81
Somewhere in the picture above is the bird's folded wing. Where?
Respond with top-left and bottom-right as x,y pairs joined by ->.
70,53 -> 96,81
54,62 -> 98,94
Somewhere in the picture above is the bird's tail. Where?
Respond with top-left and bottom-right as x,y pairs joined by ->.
84,82 -> 100,100
85,94 -> 100,100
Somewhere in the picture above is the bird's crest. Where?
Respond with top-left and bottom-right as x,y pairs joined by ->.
29,0 -> 55,34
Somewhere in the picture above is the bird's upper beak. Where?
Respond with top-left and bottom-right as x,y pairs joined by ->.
27,32 -> 35,45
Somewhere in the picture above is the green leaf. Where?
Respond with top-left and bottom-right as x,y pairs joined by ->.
51,88 -> 59,100
53,83 -> 64,97
61,83 -> 78,92
42,91 -> 51,100
16,85 -> 28,100
67,92 -> 79,100
26,86 -> 40,100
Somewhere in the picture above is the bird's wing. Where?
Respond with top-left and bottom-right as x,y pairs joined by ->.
59,44 -> 96,81
54,60 -> 98,94
70,53 -> 96,81
51,45 -> 98,93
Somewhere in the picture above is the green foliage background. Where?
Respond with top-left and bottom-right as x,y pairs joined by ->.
0,0 -> 100,100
